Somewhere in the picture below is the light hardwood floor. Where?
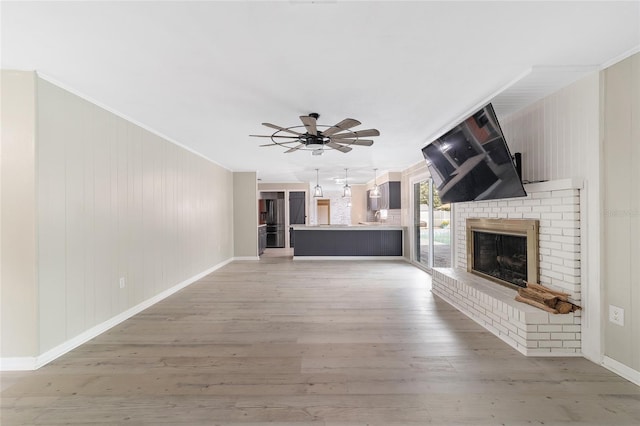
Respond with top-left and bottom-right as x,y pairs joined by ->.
2,258 -> 639,425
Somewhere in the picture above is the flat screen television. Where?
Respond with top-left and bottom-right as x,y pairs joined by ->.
421,103 -> 526,204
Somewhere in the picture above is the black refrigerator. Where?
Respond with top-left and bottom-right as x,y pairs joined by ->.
265,199 -> 285,248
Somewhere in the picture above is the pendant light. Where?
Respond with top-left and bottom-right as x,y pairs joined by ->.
342,168 -> 352,198
369,168 -> 381,198
313,168 -> 323,198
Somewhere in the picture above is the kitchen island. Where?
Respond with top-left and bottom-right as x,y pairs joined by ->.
290,224 -> 405,258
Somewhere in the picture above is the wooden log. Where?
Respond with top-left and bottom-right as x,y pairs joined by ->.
556,301 -> 582,314
518,287 -> 558,308
515,295 -> 559,314
556,301 -> 574,314
526,282 -> 570,301
519,284 -> 582,313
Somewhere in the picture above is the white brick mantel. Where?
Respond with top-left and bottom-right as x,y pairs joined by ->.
432,178 -> 584,356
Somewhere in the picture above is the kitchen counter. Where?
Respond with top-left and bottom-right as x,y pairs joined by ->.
291,225 -> 405,258
290,224 -> 403,231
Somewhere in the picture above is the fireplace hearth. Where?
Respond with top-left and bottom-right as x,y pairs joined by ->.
466,218 -> 539,289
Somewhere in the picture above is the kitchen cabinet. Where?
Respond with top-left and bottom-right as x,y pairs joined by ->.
386,181 -> 402,209
291,225 -> 404,257
367,181 -> 401,211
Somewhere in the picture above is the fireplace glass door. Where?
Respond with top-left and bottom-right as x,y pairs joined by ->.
472,231 -> 527,287
413,179 -> 451,269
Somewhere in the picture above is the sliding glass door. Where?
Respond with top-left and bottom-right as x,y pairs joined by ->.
413,179 -> 451,269
414,180 -> 431,268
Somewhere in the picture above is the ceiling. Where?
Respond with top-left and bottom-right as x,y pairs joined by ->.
2,1 -> 639,191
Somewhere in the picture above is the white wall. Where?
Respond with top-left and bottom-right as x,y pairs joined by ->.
233,172 -> 258,258
1,73 -> 235,362
602,53 -> 640,374
1,71 -> 38,357
501,74 -> 600,184
36,77 -> 234,354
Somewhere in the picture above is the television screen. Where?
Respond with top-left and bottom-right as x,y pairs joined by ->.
421,103 -> 526,204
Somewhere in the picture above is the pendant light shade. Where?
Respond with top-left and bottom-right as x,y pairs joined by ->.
369,168 -> 381,198
342,168 -> 352,198
313,169 -> 323,198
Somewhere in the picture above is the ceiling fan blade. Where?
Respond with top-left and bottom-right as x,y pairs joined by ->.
284,144 -> 305,153
331,139 -> 374,146
322,118 -> 362,136
327,141 -> 352,153
259,140 -> 301,147
250,134 -> 301,138
332,129 -> 380,139
262,123 -> 304,136
299,115 -> 318,135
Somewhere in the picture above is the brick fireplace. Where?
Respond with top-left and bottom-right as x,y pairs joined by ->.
432,179 -> 582,356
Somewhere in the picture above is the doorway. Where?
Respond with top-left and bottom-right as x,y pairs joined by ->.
289,191 -> 306,248
413,179 -> 451,270
317,199 -> 330,225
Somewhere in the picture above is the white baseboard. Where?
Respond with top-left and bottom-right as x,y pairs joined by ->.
603,356 -> 640,387
233,256 -> 260,261
0,357 -> 38,371
0,258 -> 233,371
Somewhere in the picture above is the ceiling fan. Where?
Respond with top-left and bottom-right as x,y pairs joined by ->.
250,113 -> 380,155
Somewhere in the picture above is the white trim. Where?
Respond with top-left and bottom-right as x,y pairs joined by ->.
603,356 -> 640,387
233,256 -> 260,261
580,178 -> 603,364
34,72 -> 230,171
600,44 -> 640,70
0,357 -> 38,371
408,170 -> 430,265
293,256 -> 405,261
0,258 -> 233,371
523,177 -> 584,193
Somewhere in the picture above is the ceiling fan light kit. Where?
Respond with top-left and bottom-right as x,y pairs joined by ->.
251,113 -> 380,154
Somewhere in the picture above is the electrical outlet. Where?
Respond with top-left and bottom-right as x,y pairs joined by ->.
609,305 -> 624,326
119,277 -> 126,289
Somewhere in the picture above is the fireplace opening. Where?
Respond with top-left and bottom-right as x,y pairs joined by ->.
473,231 -> 527,287
466,218 -> 539,289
